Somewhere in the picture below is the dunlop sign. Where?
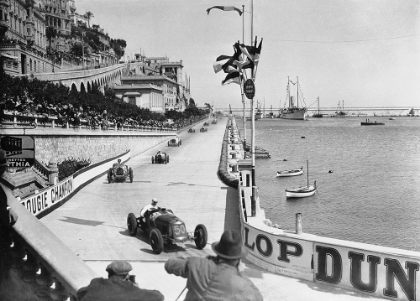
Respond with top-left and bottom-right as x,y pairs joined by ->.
244,79 -> 255,99
244,226 -> 420,301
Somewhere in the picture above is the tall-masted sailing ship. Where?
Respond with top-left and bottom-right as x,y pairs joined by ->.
278,77 -> 308,120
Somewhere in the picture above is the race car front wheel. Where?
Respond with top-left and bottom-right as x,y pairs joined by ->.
194,224 -> 208,250
150,229 -> 164,254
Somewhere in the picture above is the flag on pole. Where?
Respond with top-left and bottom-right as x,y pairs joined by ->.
213,43 -> 242,74
213,55 -> 231,73
206,6 -> 242,16
238,38 -> 263,66
222,71 -> 241,85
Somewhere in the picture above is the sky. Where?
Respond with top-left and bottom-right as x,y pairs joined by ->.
74,0 -> 420,110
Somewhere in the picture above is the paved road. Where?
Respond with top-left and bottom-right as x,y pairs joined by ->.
40,117 -> 386,301
41,119 -> 229,261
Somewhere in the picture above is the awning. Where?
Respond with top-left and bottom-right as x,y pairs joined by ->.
1,53 -> 19,60
123,92 -> 141,96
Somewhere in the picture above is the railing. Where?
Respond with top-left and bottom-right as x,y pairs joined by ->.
1,111 -> 178,133
3,185 -> 98,301
33,158 -> 50,181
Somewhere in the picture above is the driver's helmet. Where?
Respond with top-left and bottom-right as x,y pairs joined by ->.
117,159 -> 121,164
151,198 -> 158,205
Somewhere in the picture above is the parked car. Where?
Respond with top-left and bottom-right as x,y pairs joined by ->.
152,151 -> 169,164
168,136 -> 182,147
188,128 -> 195,133
107,161 -> 133,183
127,207 -> 208,254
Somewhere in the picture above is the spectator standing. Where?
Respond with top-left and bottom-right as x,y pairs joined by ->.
165,230 -> 263,301
77,260 -> 164,301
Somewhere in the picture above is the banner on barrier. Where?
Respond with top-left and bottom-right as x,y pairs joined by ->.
20,177 -> 74,215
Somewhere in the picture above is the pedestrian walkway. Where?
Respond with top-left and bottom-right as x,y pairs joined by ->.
41,117 -> 386,301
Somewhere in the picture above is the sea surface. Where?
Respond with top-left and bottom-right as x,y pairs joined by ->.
237,116 -> 420,252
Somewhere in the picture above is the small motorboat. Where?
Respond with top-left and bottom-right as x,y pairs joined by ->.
276,167 -> 303,177
389,117 -> 396,120
285,181 -> 317,198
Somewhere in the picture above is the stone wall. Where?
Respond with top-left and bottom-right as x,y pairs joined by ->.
34,134 -> 172,165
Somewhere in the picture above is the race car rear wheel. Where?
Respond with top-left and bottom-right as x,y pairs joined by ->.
150,229 -> 164,254
194,224 -> 208,250
151,156 -> 155,164
168,141 -> 169,146
107,168 -> 112,183
129,168 -> 133,183
166,155 -> 169,164
127,213 -> 138,236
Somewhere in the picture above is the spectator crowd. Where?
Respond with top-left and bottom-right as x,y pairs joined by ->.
0,71 -> 209,130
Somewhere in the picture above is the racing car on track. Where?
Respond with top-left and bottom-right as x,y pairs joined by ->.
127,207 -> 208,254
152,151 -> 169,164
107,160 -> 133,183
212,119 -> 217,124
203,122 -> 209,126
188,128 -> 195,133
200,127 -> 208,132
168,136 -> 182,147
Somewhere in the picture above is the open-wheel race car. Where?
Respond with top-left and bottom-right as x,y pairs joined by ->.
107,161 -> 133,183
152,151 -> 169,164
203,122 -> 209,126
188,128 -> 195,133
127,207 -> 208,254
200,127 -> 208,132
212,119 -> 217,124
168,136 -> 182,147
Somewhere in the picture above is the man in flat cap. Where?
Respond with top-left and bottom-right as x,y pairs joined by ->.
77,260 -> 164,301
165,230 -> 263,301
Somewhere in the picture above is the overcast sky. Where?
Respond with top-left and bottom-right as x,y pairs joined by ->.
74,0 -> 420,110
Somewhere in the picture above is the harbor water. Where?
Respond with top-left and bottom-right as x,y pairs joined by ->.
238,116 -> 420,252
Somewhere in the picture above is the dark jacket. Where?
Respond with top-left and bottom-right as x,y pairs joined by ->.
77,278 -> 164,301
165,256 -> 263,301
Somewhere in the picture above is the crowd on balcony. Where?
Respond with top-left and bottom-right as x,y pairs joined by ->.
0,71 -> 208,130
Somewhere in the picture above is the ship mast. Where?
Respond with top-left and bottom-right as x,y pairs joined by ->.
296,77 -> 299,108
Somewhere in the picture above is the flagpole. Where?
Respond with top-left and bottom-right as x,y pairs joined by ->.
250,82 -> 256,216
251,0 -> 254,45
241,5 -> 247,151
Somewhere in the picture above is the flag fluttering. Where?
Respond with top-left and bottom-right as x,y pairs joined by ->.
222,71 -> 242,85
206,6 -> 242,16
213,38 -> 263,85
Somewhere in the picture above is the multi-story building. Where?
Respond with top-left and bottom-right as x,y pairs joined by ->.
113,57 -> 191,113
0,0 -> 48,74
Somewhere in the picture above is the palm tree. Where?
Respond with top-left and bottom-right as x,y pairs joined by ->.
85,11 -> 94,28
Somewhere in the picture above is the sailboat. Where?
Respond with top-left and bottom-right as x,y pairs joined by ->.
285,160 -> 317,198
334,100 -> 347,117
312,97 -> 323,118
278,77 -> 308,120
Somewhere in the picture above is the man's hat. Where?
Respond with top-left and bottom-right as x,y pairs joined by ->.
212,230 -> 248,259
152,198 -> 158,204
0,150 -> 7,167
106,260 -> 132,276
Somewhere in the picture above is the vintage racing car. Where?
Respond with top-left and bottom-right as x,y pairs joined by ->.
168,136 -> 182,147
188,127 -> 195,133
152,151 -> 169,164
212,119 -> 217,124
200,127 -> 208,132
127,207 -> 208,254
107,161 -> 133,183
203,122 -> 209,126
